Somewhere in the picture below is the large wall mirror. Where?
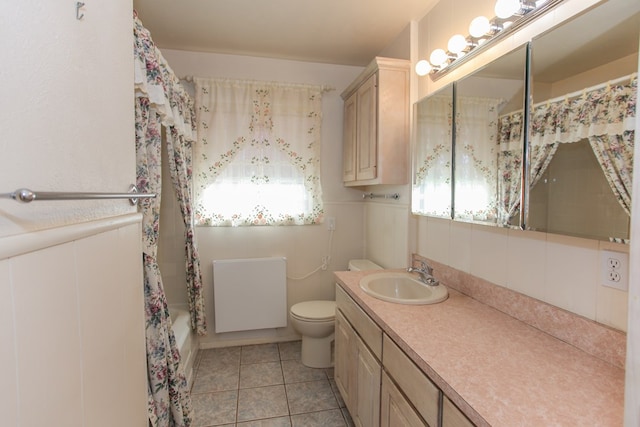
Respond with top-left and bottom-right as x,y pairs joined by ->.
454,44 -> 527,227
528,0 -> 639,242
412,84 -> 454,218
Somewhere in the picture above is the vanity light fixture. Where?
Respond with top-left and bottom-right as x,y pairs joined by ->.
495,0 -> 521,19
417,0 -> 563,80
447,34 -> 468,55
430,48 -> 449,67
469,16 -> 491,38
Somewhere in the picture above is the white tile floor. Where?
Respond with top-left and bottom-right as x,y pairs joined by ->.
190,341 -> 354,427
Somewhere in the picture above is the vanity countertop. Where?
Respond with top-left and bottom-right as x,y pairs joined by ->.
334,270 -> 625,427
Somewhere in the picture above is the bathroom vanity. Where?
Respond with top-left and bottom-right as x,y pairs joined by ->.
334,269 -> 624,426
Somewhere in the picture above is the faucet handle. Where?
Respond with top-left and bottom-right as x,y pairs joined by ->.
419,260 -> 433,276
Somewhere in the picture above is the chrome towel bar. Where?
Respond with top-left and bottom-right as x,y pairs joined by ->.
3,185 -> 156,206
363,192 -> 400,200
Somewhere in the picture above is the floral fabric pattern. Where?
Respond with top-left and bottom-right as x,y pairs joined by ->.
412,92 -> 453,218
454,96 -> 503,222
496,111 -> 524,225
194,78 -> 326,226
135,11 -> 205,426
528,76 -> 636,215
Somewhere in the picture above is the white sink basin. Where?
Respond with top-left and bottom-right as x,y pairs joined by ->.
359,272 -> 448,305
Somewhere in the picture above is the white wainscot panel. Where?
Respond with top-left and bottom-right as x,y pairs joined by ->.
11,243 -> 83,427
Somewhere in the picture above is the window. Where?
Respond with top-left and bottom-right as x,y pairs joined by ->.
193,78 -> 326,226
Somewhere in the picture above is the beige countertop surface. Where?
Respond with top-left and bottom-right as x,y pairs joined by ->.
334,270 -> 625,427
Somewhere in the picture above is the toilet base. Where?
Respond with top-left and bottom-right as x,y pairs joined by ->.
300,333 -> 334,368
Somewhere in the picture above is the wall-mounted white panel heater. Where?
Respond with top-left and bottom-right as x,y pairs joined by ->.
213,257 -> 287,333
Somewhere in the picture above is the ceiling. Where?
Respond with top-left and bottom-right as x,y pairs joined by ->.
133,0 -> 438,67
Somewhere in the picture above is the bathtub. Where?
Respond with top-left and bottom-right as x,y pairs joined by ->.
169,306 -> 197,388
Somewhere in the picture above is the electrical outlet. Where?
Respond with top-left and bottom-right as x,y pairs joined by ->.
327,217 -> 335,231
321,256 -> 330,270
600,250 -> 629,291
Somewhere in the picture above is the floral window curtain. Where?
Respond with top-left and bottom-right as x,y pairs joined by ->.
455,97 -> 503,221
412,94 -> 453,217
134,11 -> 204,426
194,78 -> 326,226
529,75 -> 636,215
496,111 -> 524,225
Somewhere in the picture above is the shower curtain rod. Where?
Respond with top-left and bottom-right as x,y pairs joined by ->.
179,75 -> 336,92
535,72 -> 636,107
500,73 -> 637,119
2,185 -> 156,205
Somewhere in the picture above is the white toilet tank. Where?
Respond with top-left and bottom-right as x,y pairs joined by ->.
348,259 -> 383,271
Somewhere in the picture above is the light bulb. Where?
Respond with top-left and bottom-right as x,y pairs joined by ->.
495,0 -> 521,19
415,60 -> 432,76
469,16 -> 490,38
429,49 -> 448,67
447,34 -> 467,54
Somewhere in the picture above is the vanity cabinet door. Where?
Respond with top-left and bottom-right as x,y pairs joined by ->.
335,309 -> 356,410
335,309 -> 382,427
381,372 -> 428,427
353,333 -> 381,427
442,396 -> 474,427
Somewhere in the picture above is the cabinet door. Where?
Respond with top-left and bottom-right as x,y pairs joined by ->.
335,310 -> 356,411
342,93 -> 357,182
381,372 -> 428,427
353,334 -> 381,427
442,396 -> 475,427
356,74 -> 378,181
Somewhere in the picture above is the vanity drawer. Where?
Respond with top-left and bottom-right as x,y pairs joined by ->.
336,285 -> 382,359
383,334 -> 440,427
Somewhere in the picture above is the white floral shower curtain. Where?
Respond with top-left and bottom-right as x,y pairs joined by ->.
496,111 -> 524,225
528,76 -> 636,215
134,12 -> 205,426
193,78 -> 326,226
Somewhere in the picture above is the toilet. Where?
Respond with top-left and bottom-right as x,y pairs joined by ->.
289,259 -> 383,368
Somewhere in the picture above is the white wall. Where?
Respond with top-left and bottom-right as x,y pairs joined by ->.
1,1 -> 148,424
0,1 -> 137,237
158,50 -> 367,347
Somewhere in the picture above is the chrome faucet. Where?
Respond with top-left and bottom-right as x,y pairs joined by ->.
407,260 -> 439,286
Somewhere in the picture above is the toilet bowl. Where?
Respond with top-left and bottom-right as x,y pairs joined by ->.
290,259 -> 383,368
290,300 -> 336,368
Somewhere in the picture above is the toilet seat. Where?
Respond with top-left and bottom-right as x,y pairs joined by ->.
290,301 -> 336,322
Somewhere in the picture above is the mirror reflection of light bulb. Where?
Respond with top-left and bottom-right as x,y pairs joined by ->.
495,0 -> 520,19
415,60 -> 432,76
469,16 -> 490,38
447,34 -> 467,54
430,49 -> 448,66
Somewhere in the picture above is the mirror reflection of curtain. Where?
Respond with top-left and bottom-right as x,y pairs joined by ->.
412,93 -> 452,217
496,111 -> 524,225
529,75 -> 636,215
455,97 -> 503,221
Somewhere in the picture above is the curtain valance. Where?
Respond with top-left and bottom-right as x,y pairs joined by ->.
133,12 -> 195,141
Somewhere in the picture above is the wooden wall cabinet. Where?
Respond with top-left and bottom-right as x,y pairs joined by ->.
341,57 -> 409,186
